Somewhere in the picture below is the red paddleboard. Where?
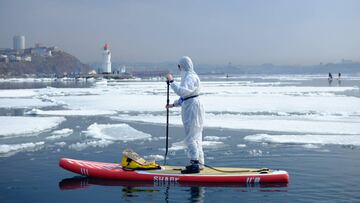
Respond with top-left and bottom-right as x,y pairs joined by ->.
59,158 -> 289,184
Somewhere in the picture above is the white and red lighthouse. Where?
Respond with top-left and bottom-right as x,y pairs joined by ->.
101,43 -> 111,73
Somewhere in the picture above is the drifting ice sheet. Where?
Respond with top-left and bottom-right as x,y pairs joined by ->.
54,84 -> 360,115
0,141 -> 45,157
144,154 -> 164,161
244,134 -> 360,146
0,98 -> 57,108
70,122 -> 153,150
168,140 -> 224,151
0,116 -> 66,137
26,109 -> 117,116
0,89 -> 37,98
68,140 -> 113,151
83,123 -> 152,141
112,114 -> 360,134
46,128 -> 73,140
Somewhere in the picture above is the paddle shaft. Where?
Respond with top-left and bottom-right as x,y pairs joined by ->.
164,81 -> 170,165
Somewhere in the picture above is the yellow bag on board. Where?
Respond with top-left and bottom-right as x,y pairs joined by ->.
121,149 -> 161,170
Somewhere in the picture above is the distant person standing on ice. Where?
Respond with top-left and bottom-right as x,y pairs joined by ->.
328,72 -> 333,85
338,72 -> 342,85
166,56 -> 205,174
328,72 -> 333,80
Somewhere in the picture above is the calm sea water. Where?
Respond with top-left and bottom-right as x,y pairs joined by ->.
0,75 -> 359,203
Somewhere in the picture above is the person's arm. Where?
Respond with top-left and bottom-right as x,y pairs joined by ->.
166,73 -> 196,106
165,74 -> 179,108
170,81 -> 195,98
166,73 -> 196,97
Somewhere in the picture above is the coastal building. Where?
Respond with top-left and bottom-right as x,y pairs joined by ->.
0,49 -> 18,56
9,55 -> 21,62
0,36 -> 57,64
101,43 -> 111,73
13,35 -> 25,51
0,55 -> 9,63
31,47 -> 52,57
21,55 -> 32,62
120,66 -> 126,73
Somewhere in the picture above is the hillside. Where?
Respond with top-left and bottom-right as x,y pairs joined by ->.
0,51 -> 91,76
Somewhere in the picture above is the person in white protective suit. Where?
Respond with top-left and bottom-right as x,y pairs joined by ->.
166,56 -> 205,174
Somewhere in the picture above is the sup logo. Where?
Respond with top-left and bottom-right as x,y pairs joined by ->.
153,176 -> 180,186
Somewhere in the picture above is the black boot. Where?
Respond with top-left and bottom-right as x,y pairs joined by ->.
181,160 -> 200,174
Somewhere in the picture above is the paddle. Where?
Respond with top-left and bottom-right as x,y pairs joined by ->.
164,80 -> 170,165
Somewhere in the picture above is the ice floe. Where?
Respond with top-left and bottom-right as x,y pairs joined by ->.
6,81 -> 355,117
112,114 -> 360,134
202,94 -> 360,114
0,78 -> 359,156
68,122 -> 152,151
0,116 -> 66,137
0,89 -> 37,98
244,134 -> 360,146
35,87 -> 96,97
0,141 -> 45,157
237,144 -> 247,148
0,98 -> 57,108
204,115 -> 360,134
168,141 -> 186,151
204,136 -> 228,141
167,140 -> 224,152
68,140 -> 114,151
26,108 -> 117,116
58,94 -> 168,112
54,142 -> 67,147
144,154 -> 164,161
203,141 -> 225,148
83,123 -> 152,141
248,149 -> 263,156
95,80 -> 108,86
46,128 -> 73,140
47,83 -> 360,115
301,144 -> 321,149
201,83 -> 358,96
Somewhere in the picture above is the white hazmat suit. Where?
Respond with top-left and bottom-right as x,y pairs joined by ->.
170,56 -> 205,165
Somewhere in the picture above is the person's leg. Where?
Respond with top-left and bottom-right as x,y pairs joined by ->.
198,141 -> 204,166
182,126 -> 200,174
194,128 -> 204,167
184,126 -> 199,162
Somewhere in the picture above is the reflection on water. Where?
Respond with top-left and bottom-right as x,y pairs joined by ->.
188,187 -> 205,203
59,176 -> 288,202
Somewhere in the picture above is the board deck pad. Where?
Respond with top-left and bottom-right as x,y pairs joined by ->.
59,158 -> 289,183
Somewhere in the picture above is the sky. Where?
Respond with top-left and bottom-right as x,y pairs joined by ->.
0,0 -> 359,65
